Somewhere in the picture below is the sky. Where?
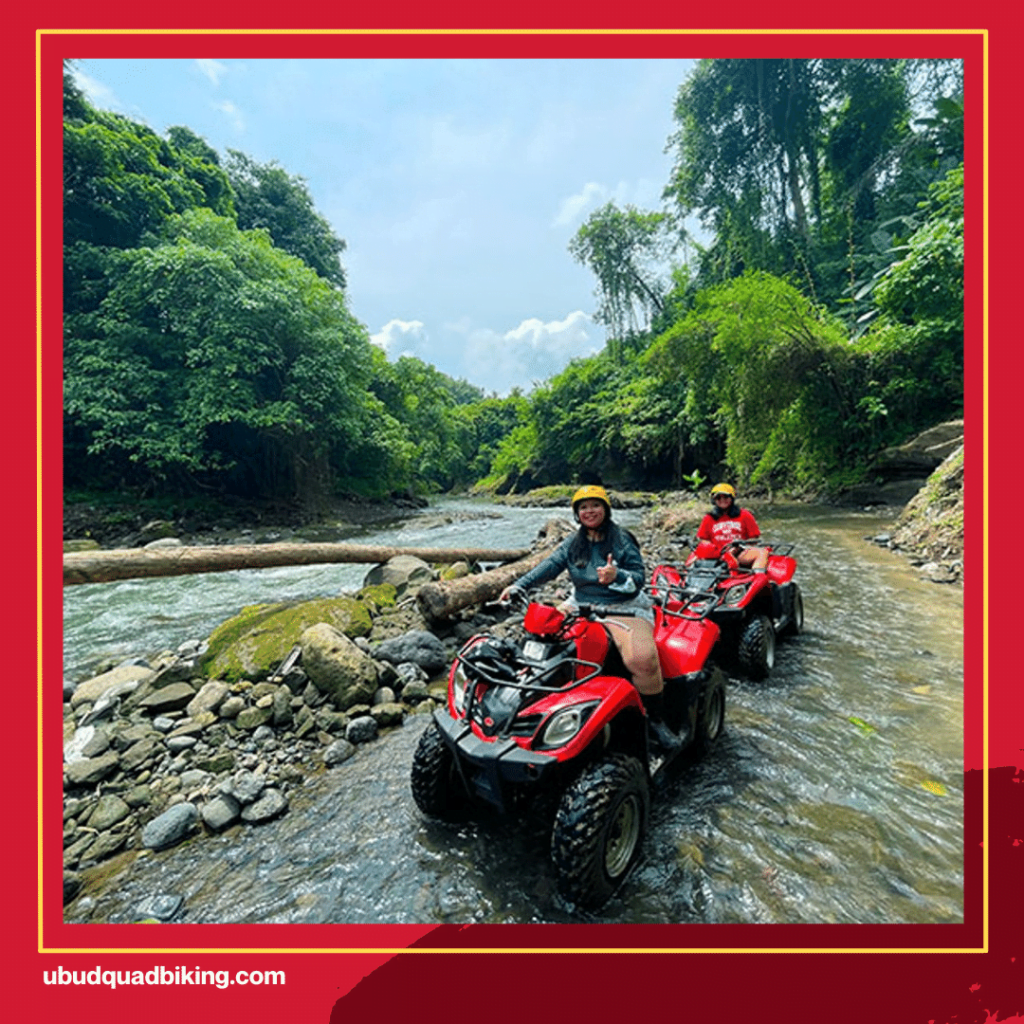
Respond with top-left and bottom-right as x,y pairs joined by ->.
71,57 -> 699,396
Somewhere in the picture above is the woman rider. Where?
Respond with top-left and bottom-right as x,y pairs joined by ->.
697,483 -> 769,572
500,485 -> 682,753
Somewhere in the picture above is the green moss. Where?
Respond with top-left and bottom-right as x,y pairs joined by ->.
356,583 -> 398,613
200,597 -> 374,682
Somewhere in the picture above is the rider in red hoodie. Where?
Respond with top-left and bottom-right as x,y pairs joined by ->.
696,483 -> 769,573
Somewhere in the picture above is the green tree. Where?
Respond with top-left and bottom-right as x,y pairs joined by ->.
568,202 -> 670,343
225,150 -> 347,289
64,109 -> 234,252
64,209 -> 377,503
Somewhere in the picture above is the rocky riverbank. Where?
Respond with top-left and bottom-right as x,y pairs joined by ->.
61,552 -> 522,910
63,493 -> 430,551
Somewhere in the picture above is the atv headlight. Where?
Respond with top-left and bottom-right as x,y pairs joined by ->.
724,584 -> 748,606
452,665 -> 468,714
537,702 -> 597,749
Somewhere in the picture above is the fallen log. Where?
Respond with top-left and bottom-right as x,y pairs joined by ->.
63,542 -> 531,586
416,547 -> 550,622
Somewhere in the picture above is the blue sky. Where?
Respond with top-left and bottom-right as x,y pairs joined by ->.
72,57 -> 699,395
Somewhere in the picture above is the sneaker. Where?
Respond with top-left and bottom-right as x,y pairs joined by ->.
648,718 -> 683,753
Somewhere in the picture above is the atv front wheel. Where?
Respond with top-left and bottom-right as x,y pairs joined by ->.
780,583 -> 804,636
695,668 -> 726,754
410,723 -> 469,821
738,614 -> 776,680
550,753 -> 649,909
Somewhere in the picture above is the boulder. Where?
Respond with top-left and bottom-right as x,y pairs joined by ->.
373,630 -> 449,677
70,664 -> 155,709
872,420 -> 964,478
299,623 -> 379,711
362,555 -> 435,597
198,597 -> 374,683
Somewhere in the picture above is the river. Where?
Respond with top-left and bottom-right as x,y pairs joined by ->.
62,498 -> 964,925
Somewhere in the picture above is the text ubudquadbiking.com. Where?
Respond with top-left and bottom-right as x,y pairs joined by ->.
43,966 -> 285,990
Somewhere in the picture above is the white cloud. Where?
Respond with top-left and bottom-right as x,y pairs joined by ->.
453,311 -> 598,395
72,69 -> 121,113
211,100 -> 244,133
195,59 -> 229,87
371,319 -> 429,356
553,177 -> 670,231
552,182 -> 609,228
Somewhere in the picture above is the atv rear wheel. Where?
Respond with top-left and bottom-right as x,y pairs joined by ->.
550,753 -> 649,909
695,668 -> 726,754
410,722 -> 469,821
738,614 -> 776,680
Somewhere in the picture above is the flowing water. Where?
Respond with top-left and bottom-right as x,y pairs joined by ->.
62,499 -> 964,925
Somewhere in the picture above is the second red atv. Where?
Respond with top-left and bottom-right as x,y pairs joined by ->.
650,539 -> 803,680
410,590 -> 726,910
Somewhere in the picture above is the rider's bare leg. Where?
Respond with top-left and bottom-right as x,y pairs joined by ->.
606,616 -> 664,695
737,546 -> 769,572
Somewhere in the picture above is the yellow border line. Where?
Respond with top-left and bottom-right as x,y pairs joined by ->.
36,25 -> 46,956
37,27 -> 988,36
40,30 -> 987,957
981,27 -> 990,956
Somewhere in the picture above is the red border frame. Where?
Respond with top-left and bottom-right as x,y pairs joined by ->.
8,5 -> 1019,1021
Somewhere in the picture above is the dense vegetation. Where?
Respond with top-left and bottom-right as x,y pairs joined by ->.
63,58 -> 963,510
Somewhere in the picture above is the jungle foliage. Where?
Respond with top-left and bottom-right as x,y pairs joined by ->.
63,58 -> 964,509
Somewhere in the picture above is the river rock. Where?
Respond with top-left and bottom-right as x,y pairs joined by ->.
373,630 -> 449,676
363,555 -> 436,597
65,751 -> 120,787
186,680 -> 230,718
300,623 -> 379,710
87,794 -> 131,831
240,788 -> 288,823
64,725 -> 99,764
399,680 -> 431,703
236,706 -> 272,730
218,695 -> 245,719
120,737 -> 163,772
138,682 -> 196,714
346,715 -> 378,744
134,894 -> 183,922
201,793 -> 241,831
111,722 -> 160,751
71,665 -> 154,709
141,802 -> 198,850
369,702 -> 405,727
323,738 -> 356,766
395,662 -> 428,686
224,769 -> 265,805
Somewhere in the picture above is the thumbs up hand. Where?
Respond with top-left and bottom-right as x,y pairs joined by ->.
597,552 -> 618,585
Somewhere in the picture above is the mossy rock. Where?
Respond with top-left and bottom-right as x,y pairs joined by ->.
199,597 -> 374,683
355,583 -> 398,614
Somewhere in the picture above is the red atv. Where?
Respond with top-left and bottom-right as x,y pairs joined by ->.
650,539 -> 803,681
410,593 -> 726,910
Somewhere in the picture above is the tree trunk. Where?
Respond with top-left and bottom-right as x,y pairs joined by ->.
63,542 -> 532,586
416,547 -> 554,622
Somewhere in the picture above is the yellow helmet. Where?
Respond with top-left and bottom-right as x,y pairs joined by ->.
572,485 -> 611,515
710,482 -> 736,498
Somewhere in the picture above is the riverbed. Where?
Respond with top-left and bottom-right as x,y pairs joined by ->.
62,499 -> 964,925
